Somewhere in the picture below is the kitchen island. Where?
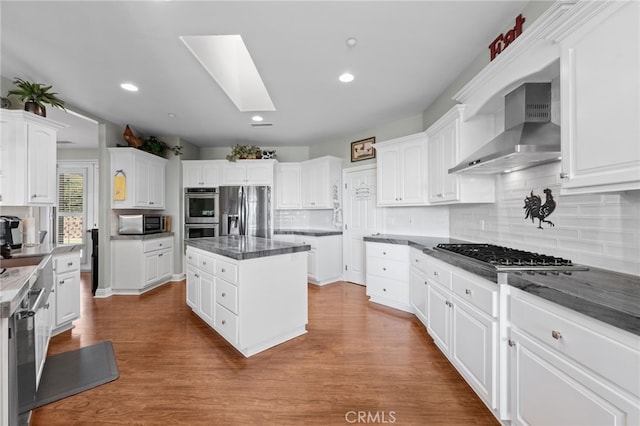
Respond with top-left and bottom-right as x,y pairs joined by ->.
184,236 -> 310,357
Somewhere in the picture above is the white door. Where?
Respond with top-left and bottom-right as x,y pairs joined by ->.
342,165 -> 381,285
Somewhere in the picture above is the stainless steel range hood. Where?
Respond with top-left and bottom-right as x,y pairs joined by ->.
449,83 -> 561,174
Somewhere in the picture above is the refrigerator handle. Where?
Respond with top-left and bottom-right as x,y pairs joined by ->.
239,187 -> 246,236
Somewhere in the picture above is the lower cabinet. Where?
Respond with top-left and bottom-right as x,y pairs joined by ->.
272,233 -> 342,285
365,242 -> 411,312
51,252 -> 81,336
34,296 -> 53,386
409,248 -> 429,326
111,236 -> 174,294
508,287 -> 640,425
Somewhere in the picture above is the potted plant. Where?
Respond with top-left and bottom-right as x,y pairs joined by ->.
226,144 -> 262,162
6,77 -> 65,117
140,136 -> 182,158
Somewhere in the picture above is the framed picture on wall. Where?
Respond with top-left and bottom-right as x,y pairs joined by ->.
350,137 -> 376,162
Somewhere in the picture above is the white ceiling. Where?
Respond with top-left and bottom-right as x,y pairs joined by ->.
1,1 -> 528,149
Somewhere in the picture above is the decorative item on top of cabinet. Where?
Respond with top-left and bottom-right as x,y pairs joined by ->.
425,105 -> 495,204
7,77 -> 66,118
109,147 -> 167,209
374,132 -> 428,206
556,0 -> 640,195
0,110 -> 66,206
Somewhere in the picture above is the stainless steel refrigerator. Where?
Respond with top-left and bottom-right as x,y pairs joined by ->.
218,186 -> 271,238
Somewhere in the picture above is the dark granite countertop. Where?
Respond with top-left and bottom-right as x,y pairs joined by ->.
362,233 -> 640,336
185,236 -> 310,261
275,229 -> 343,237
110,232 -> 174,241
0,242 -> 84,261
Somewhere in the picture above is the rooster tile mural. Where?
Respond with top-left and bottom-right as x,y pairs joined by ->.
524,188 -> 556,229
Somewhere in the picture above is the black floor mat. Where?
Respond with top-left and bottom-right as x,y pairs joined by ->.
21,341 -> 119,412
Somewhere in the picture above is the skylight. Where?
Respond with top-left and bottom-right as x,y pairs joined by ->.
180,35 -> 275,112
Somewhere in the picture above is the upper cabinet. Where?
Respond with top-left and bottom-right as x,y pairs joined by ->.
556,0 -> 640,194
109,147 -> 167,209
0,110 -> 65,206
275,162 -> 302,209
375,132 -> 428,206
301,156 -> 342,209
425,106 -> 495,204
182,160 -> 221,188
220,159 -> 275,186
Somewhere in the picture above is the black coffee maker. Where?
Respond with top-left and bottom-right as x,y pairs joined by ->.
0,216 -> 23,249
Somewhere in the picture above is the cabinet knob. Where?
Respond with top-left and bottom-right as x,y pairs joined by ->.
221,292 -> 226,297
221,320 -> 226,325
415,259 -> 419,263
433,271 -> 439,276
382,252 -> 386,255
465,289 -> 472,295
44,303 -> 50,309
560,172 -> 568,179
202,261 -> 207,265
158,253 -> 163,257
32,194 -> 37,199
551,330 -> 563,340
221,268 -> 225,273
59,280 -> 65,285
383,288 -> 387,292
424,281 -> 427,286
159,243 -> 163,247
67,262 -> 73,267
382,267 -> 386,271
150,202 -> 154,205
508,339 -> 516,347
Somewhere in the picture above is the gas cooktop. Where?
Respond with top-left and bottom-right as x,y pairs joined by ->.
434,243 -> 589,273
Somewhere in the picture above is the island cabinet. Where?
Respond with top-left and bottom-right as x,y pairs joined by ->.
508,287 -> 640,425
425,105 -> 495,204
50,251 -> 82,336
111,236 -> 174,294
185,243 -> 308,357
365,242 -> 411,312
425,254 -> 500,418
109,148 -> 167,209
220,159 -> 275,186
375,132 -> 429,206
182,160 -> 221,188
557,0 -> 640,194
0,110 -> 65,206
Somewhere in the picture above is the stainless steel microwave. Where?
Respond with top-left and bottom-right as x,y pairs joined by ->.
118,214 -> 164,235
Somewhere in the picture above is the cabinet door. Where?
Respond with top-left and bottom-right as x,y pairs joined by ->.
184,164 -> 202,187
427,282 -> 451,355
245,162 -> 273,185
158,249 -> 172,280
148,160 -> 165,208
312,162 -> 331,207
55,270 -> 80,326
377,147 -> 400,205
439,122 -> 460,201
199,273 -> 215,326
134,157 -> 150,206
510,328 -> 637,426
186,266 -> 199,310
399,141 -> 425,204
0,120 -> 17,205
201,163 -> 220,187
145,252 -> 159,285
560,1 -> 640,194
428,134 -> 443,203
221,162 -> 247,185
276,164 -> 302,209
27,123 -> 57,204
451,296 -> 496,409
409,268 -> 428,324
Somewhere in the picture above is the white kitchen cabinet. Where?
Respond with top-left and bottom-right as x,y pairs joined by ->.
51,252 -> 81,335
111,236 -> 174,293
220,159 -> 275,186
425,255 -> 499,416
109,147 -> 167,209
557,1 -> 640,194
182,160 -> 222,188
365,242 -> 411,312
300,156 -> 342,209
409,249 -> 429,327
34,292 -> 52,385
0,110 -> 65,206
275,163 -> 302,209
185,246 -> 308,357
508,287 -> 640,425
375,133 -> 429,206
294,234 -> 342,285
425,105 -> 495,204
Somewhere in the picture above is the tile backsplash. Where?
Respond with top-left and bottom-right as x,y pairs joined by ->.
449,162 -> 640,275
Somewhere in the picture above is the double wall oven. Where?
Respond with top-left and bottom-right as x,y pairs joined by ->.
184,187 -> 219,240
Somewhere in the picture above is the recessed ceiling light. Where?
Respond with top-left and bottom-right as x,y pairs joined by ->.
339,72 -> 354,83
168,113 -> 176,118
346,37 -> 358,48
252,115 -> 263,122
120,83 -> 138,92
504,169 -> 512,173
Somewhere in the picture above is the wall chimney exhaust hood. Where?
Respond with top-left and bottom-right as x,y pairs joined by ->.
449,82 -> 560,174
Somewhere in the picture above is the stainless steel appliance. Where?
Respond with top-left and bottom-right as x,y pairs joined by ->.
184,223 -> 218,240
185,187 -> 219,224
218,186 -> 271,238
0,215 -> 24,248
118,214 -> 164,235
433,243 -> 588,274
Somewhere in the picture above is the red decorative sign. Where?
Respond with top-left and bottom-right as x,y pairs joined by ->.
489,14 -> 526,61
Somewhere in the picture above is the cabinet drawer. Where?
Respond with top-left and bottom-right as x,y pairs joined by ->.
143,238 -> 172,253
295,235 -> 318,249
54,255 -> 79,274
425,258 -> 453,290
198,254 -> 215,276
185,250 -> 198,267
452,272 -> 497,318
367,242 -> 408,261
410,249 -> 429,275
367,258 -> 409,281
366,276 -> 409,305
216,259 -> 238,284
511,292 -> 640,398
215,304 -> 238,345
216,279 -> 238,314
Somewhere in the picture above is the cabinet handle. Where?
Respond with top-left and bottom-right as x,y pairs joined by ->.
221,320 -> 226,325
221,292 -> 226,297
202,261 -> 207,265
67,262 -> 73,267
195,273 -> 199,278
559,172 -> 568,179
465,289 -> 472,295
59,280 -> 65,285
44,303 -> 50,309
551,330 -> 563,340
150,202 -> 154,205
221,268 -> 226,273
508,339 -> 516,347
158,253 -> 163,257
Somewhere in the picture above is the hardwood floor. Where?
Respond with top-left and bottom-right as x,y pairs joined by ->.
31,273 -> 498,425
